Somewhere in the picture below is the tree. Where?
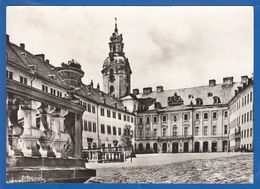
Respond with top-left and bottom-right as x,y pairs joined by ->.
121,125 -> 133,151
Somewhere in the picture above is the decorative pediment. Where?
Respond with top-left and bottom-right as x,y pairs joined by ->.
168,93 -> 184,106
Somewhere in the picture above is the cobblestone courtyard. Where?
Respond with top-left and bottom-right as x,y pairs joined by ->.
86,153 -> 253,184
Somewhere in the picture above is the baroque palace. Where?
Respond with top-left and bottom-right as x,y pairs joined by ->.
6,19 -> 254,168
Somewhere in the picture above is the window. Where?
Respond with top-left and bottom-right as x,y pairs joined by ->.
242,115 -> 244,124
138,117 -> 143,124
208,92 -> 213,97
50,88 -> 56,96
184,127 -> 188,136
213,96 -> 221,104
153,116 -> 158,123
127,116 -> 130,122
247,129 -> 249,138
212,112 -> 217,119
224,125 -> 228,135
250,92 -> 253,102
131,117 -> 134,123
203,126 -> 208,136
7,70 -> 13,79
244,113 -> 246,123
250,128 -> 252,137
162,128 -> 167,137
241,130 -> 243,138
203,112 -> 208,120
245,96 -> 247,105
88,121 -> 92,132
247,112 -> 249,122
195,113 -> 200,120
153,129 -> 157,137
195,127 -> 199,136
173,126 -> 177,136
184,113 -> 189,121
118,128 -> 122,136
113,126 -> 117,135
84,120 -> 88,131
92,105 -> 96,113
146,116 -> 150,124
42,85 -> 48,93
162,115 -> 167,122
173,115 -> 177,122
196,98 -> 203,106
101,124 -> 105,134
107,125 -> 111,134
247,94 -> 250,104
20,76 -> 27,85
212,126 -> 217,135
145,128 -> 150,137
139,129 -> 143,137
123,115 -> 126,121
244,129 -> 246,138
224,111 -> 228,118
113,111 -> 116,119
118,113 -> 122,120
101,108 -> 105,116
92,122 -> 96,132
87,104 -> 91,113
250,111 -> 253,121
106,110 -> 111,117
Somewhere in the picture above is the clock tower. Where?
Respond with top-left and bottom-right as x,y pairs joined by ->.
102,18 -> 132,99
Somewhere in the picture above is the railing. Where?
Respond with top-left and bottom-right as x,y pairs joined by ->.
82,147 -> 132,163
157,135 -> 193,141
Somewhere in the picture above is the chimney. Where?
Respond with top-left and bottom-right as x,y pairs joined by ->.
156,86 -> 164,93
143,87 -> 152,95
45,59 -> 49,64
238,86 -> 242,93
209,79 -> 216,86
223,77 -> 233,85
35,54 -> 45,62
241,76 -> 248,85
90,80 -> 93,87
6,35 -> 9,43
20,43 -> 25,50
97,83 -> 100,91
133,88 -> 139,95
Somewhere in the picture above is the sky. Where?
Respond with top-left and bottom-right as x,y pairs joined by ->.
6,6 -> 253,91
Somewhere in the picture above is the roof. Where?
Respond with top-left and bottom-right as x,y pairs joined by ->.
6,42 -> 65,87
136,83 -> 242,111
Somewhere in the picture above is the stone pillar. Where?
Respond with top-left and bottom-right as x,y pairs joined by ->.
20,99 -> 42,157
74,113 -> 82,159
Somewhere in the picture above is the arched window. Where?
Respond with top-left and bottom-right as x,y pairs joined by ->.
213,96 -> 221,104
110,85 -> 114,94
195,98 -> 203,106
113,45 -> 116,52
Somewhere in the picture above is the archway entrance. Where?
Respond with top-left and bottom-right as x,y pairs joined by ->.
184,142 -> 189,153
146,143 -> 150,153
138,143 -> 143,153
222,140 -> 228,152
212,142 -> 217,152
203,141 -> 208,152
153,143 -> 158,153
162,143 -> 167,153
194,142 -> 200,152
172,142 -> 178,153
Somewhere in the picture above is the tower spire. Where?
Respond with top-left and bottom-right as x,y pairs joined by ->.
114,17 -> 118,33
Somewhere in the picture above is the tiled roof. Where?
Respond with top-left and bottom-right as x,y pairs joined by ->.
6,42 -> 65,87
136,83 -> 242,109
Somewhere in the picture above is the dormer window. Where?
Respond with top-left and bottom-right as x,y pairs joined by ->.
213,96 -> 221,104
208,92 -> 213,97
195,98 -> 203,106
